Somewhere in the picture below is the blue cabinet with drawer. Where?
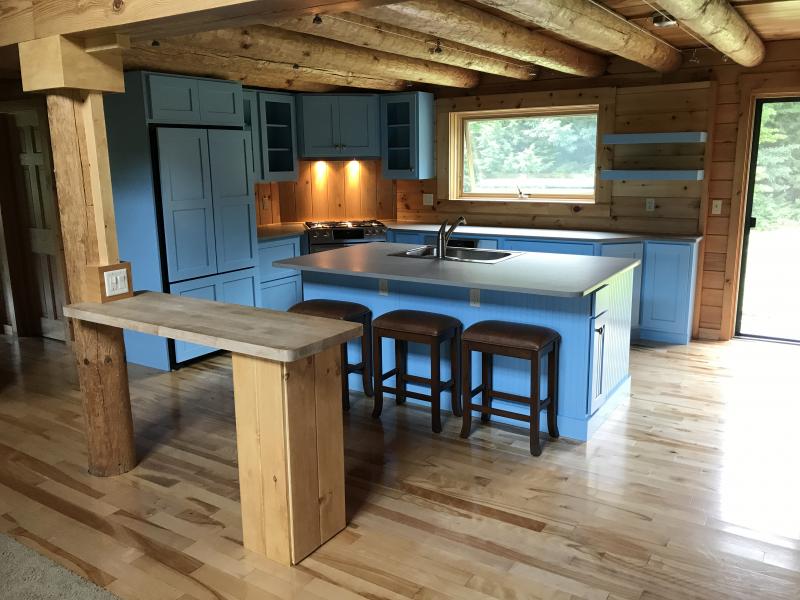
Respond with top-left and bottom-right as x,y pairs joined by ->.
298,94 -> 380,158
257,236 -> 303,311
380,92 -> 434,180
146,72 -> 242,126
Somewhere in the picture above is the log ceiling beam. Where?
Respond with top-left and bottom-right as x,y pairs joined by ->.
267,12 -> 537,81
654,0 -> 766,67
125,42 -> 395,92
155,25 -> 480,88
356,0 -> 607,77
472,0 -> 682,73
0,0 -> 404,48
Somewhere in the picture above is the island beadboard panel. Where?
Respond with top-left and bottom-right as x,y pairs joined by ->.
256,160 -> 396,224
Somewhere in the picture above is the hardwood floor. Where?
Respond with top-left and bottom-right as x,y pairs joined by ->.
0,334 -> 799,599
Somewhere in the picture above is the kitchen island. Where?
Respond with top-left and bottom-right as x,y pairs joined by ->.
276,243 -> 640,441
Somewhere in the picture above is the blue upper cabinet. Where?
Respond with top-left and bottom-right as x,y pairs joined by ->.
298,94 -> 380,158
208,129 -> 257,273
381,92 -> 434,180
157,128 -> 217,283
242,90 -> 263,182
259,92 -> 299,182
145,72 -> 242,126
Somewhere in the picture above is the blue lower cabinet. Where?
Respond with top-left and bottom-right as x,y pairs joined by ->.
258,237 -> 300,282
260,275 -> 302,310
503,239 -> 596,255
170,268 -> 257,364
640,241 -> 697,344
391,232 -> 426,245
601,242 -> 644,330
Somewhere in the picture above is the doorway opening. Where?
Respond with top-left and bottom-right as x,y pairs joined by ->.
737,98 -> 800,343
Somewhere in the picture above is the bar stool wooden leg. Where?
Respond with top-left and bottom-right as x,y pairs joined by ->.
530,351 -> 542,456
372,330 -> 384,419
340,344 -> 351,411
547,342 -> 560,439
362,317 -> 374,397
394,339 -> 407,405
481,352 -> 493,423
431,339 -> 442,433
449,332 -> 462,417
460,344 -> 472,439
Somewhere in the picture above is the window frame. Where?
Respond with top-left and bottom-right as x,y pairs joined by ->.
449,104 -> 601,203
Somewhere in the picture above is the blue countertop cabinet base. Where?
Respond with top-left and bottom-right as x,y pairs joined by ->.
301,269 -> 634,441
257,236 -> 303,311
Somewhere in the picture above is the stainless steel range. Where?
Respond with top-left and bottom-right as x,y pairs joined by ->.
305,220 -> 387,253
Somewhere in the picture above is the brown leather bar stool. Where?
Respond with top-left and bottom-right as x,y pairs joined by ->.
288,299 -> 373,411
372,310 -> 462,433
460,320 -> 560,456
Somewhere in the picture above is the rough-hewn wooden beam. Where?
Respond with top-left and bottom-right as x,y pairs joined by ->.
357,0 -> 607,77
162,25 -> 479,88
654,0 -> 766,67
126,41 -> 400,91
472,0 -> 682,73
269,12 -> 536,80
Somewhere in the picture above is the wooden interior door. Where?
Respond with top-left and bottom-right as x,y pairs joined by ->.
0,103 -> 68,341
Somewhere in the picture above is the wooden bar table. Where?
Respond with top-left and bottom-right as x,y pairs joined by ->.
63,291 -> 362,566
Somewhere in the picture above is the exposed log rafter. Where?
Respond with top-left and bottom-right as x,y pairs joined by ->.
357,0 -> 608,77
268,12 -> 537,80
654,0 -> 766,67
474,0 -> 682,73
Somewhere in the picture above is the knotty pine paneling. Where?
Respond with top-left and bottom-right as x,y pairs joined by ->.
255,160 -> 396,224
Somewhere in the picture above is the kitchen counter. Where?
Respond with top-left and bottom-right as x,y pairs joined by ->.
386,222 -> 702,243
275,242 -> 639,298
257,222 -> 306,241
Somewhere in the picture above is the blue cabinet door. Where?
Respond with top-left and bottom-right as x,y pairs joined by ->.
208,129 -> 257,273
640,242 -> 694,341
260,275 -> 302,311
504,240 -> 596,255
147,74 -> 201,123
157,128 -> 217,283
198,79 -> 243,126
258,237 -> 301,283
339,95 -> 380,157
381,92 -> 434,180
219,268 -> 258,307
299,95 -> 339,157
242,90 -> 263,181
259,92 -> 299,182
392,232 -> 426,245
170,275 -> 219,362
601,242 -> 644,329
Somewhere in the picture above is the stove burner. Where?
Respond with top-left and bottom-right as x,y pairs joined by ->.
305,220 -> 385,229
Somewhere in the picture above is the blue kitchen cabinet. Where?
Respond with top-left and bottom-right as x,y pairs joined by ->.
208,129 -> 257,273
198,79 -> 243,126
391,232 -> 426,245
219,268 -> 258,307
260,276 -> 302,311
242,90 -> 263,181
503,240 -> 596,255
259,92 -> 299,181
157,128 -> 217,283
601,242 -> 644,331
640,241 -> 697,344
380,92 -> 434,180
257,235 -> 303,310
298,94 -> 380,158
258,236 -> 301,283
146,73 -> 242,126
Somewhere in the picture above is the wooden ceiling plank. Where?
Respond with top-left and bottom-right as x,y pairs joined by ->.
155,25 -> 479,88
472,0 -> 682,72
267,11 -> 536,80
356,0 -> 608,77
655,0 -> 766,66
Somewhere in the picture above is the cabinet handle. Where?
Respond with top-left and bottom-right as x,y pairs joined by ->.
595,325 -> 605,335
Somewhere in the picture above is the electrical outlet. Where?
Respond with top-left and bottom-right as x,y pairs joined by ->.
379,279 -> 389,296
423,193 -> 434,206
103,268 -> 129,297
645,198 -> 656,212
712,199 -> 723,215
469,288 -> 480,307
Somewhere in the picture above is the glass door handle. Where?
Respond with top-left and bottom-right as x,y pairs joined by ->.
749,216 -> 757,228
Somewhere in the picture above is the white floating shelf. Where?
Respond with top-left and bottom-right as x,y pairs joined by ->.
601,169 -> 705,181
603,132 -> 708,145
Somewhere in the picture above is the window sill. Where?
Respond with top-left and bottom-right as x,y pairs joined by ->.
452,196 -> 597,205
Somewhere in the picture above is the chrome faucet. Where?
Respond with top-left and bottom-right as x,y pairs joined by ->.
436,216 -> 467,259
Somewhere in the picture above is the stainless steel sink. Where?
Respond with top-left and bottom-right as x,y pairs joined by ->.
389,245 -> 522,264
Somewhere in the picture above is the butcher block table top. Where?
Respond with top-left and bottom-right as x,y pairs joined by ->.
63,291 -> 362,363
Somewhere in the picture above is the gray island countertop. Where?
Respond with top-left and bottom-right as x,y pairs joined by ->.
275,242 -> 640,298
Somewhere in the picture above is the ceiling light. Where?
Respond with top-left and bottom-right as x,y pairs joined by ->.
652,13 -> 678,28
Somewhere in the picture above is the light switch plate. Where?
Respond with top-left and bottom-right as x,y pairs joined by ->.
645,198 -> 656,212
469,288 -> 480,307
423,193 -> 434,206
712,199 -> 723,215
379,279 -> 389,296
103,268 -> 130,297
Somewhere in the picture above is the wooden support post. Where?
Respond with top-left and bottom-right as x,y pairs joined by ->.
46,91 -> 135,476
232,345 -> 345,565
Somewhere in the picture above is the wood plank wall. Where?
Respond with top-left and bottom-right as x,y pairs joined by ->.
256,160 -> 396,224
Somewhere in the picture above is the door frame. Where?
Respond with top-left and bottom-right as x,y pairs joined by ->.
735,97 -> 800,342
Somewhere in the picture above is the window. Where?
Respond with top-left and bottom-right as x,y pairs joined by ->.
451,105 -> 599,202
